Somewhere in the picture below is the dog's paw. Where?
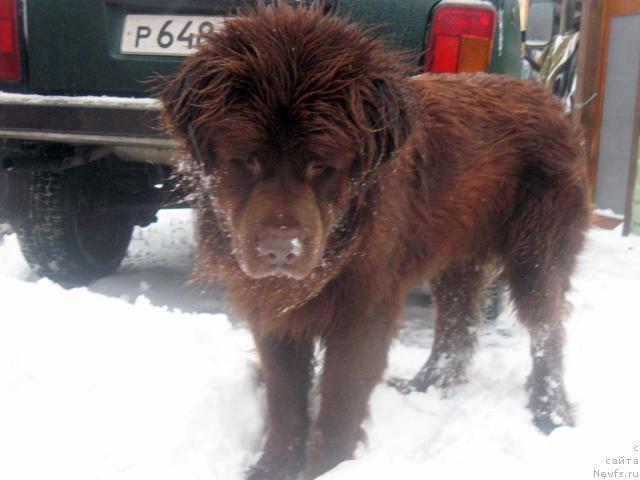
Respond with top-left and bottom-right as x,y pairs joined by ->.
527,379 -> 575,435
246,464 -> 274,480
387,366 -> 467,395
246,464 -> 301,480
531,405 -> 575,435
387,376 -> 416,394
412,365 -> 468,393
244,465 -> 274,480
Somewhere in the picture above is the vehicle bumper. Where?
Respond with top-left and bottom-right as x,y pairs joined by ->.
0,92 -> 178,148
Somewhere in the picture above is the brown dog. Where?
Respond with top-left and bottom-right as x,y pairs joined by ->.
160,5 -> 590,479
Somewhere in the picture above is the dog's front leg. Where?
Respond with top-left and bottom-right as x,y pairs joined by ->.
304,298 -> 400,479
247,333 -> 313,480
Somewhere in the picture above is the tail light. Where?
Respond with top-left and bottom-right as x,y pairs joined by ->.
0,0 -> 21,82
424,5 -> 496,74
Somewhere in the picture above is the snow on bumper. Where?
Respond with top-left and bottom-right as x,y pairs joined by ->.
0,91 -> 178,147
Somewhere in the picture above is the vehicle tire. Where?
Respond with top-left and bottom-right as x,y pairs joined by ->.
16,164 -> 134,286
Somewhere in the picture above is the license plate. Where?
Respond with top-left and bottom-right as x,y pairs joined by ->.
120,14 -> 225,56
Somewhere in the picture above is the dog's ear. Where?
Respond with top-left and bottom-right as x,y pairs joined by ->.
353,75 -> 412,181
158,52 -> 233,155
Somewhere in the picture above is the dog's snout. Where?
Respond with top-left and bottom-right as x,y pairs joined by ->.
257,228 -> 303,266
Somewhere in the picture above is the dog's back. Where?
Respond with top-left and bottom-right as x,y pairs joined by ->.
393,73 -> 590,274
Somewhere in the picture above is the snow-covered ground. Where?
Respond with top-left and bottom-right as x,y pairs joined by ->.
1,209 -> 639,480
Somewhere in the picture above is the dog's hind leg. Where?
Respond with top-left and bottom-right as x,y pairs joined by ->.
399,261 -> 491,393
506,251 -> 577,434
503,178 -> 588,434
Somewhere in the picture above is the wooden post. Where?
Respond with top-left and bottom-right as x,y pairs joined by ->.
623,23 -> 640,235
572,0 -> 604,196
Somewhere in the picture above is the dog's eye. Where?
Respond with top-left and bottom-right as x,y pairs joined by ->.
241,156 -> 262,178
306,162 -> 332,179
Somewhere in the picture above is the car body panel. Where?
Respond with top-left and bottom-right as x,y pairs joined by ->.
11,0 -> 521,97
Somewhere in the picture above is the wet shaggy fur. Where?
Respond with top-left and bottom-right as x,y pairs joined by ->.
160,5 -> 591,479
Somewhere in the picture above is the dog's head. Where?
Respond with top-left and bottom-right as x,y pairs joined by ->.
160,5 -> 411,280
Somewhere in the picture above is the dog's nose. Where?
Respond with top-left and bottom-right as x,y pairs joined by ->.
257,229 -> 302,266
